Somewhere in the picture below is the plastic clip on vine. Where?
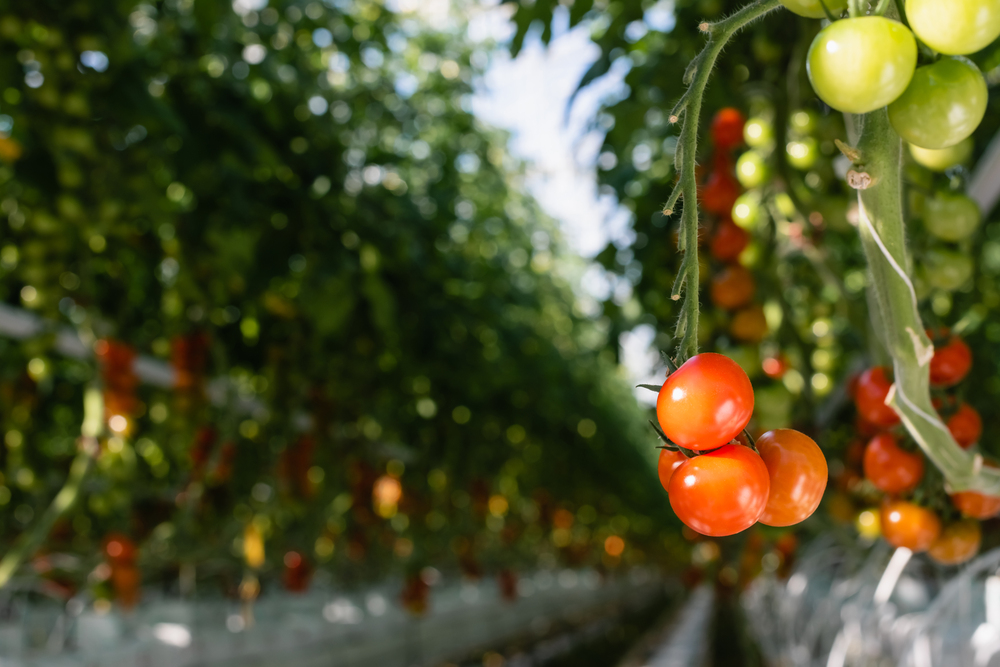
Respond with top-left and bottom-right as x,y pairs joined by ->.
666,0 -> 1000,496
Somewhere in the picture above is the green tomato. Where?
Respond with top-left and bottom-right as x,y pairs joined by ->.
789,109 -> 818,136
786,137 -> 818,170
736,151 -> 768,188
743,117 -> 773,148
888,57 -> 987,149
923,248 -> 973,291
906,0 -> 1000,55
807,17 -> 917,114
780,0 -> 848,18
732,191 -> 761,229
909,139 -> 973,172
924,192 -> 981,242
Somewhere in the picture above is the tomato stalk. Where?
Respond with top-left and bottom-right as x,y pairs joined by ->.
666,0 -> 782,362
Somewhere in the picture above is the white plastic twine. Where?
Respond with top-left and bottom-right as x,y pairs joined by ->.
857,194 -> 921,320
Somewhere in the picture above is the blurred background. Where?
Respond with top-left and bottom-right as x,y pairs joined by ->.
3,0 -> 1000,665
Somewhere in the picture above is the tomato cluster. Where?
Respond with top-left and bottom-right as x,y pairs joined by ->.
656,353 -> 827,536
799,2 -> 996,152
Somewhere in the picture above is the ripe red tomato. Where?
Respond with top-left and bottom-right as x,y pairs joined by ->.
657,449 -> 687,492
756,429 -> 828,527
854,367 -> 900,428
103,534 -> 137,564
710,219 -> 750,262
951,483 -> 1000,520
928,520 -> 981,566
863,433 -> 924,494
700,169 -> 741,216
947,403 -> 982,449
880,501 -> 941,552
656,353 -> 755,451
711,108 -> 746,151
710,264 -> 755,310
762,354 -> 788,380
929,334 -> 972,387
668,444 -> 770,537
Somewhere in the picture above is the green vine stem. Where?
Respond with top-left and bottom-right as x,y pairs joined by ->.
0,387 -> 102,589
848,108 -> 1000,494
667,0 -> 782,361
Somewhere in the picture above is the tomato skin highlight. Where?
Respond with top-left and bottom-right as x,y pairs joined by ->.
780,0 -> 848,18
863,433 -> 924,494
668,444 -> 770,537
881,501 -> 941,552
947,403 -> 982,449
807,17 -> 917,114
657,449 -> 687,492
656,353 -> 755,452
905,0 -> 1000,56
928,520 -> 981,566
888,57 -> 987,150
756,429 -> 828,527
854,367 -> 900,428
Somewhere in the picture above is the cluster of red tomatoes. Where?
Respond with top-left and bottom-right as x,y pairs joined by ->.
851,331 -> 989,563
786,0 -> 997,151
654,353 -> 828,537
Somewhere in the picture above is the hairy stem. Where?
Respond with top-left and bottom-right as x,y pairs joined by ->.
671,0 -> 782,361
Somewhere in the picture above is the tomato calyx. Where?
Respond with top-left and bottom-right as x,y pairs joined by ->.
650,417 -> 759,459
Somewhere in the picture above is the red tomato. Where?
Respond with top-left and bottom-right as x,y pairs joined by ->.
880,501 -> 941,552
657,449 -> 687,492
762,355 -> 788,380
854,367 -> 900,428
710,264 -> 756,310
930,334 -> 972,387
951,486 -> 1000,520
656,353 -> 755,451
863,433 -> 924,494
700,161 -> 741,216
712,108 -> 746,151
710,218 -> 750,262
947,403 -> 982,449
756,430 -> 828,527
928,520 -> 981,566
668,444 -> 770,537
103,534 -> 137,565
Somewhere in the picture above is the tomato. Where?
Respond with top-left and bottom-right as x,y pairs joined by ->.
668,444 -> 770,537
710,219 -> 749,262
756,429 -> 828,527
657,449 -> 687,492
743,117 -> 773,148
729,305 -> 768,343
923,248 -> 973,292
710,264 -> 755,310
736,151 -> 768,189
888,57 -> 987,150
905,0 -> 1000,56
732,192 -> 761,229
104,533 -> 137,564
951,487 -> 1000,520
700,155 -> 741,216
807,18 -> 916,114
880,500 -> 941,552
854,367 -> 900,428
780,0 -> 848,18
909,138 -> 973,172
761,354 -> 788,380
788,109 -> 818,136
947,403 -> 982,448
923,192 -> 981,242
711,108 -> 745,151
863,433 -> 924,494
929,334 -> 972,387
656,353 -> 755,451
786,137 -> 818,170
928,520 -> 981,566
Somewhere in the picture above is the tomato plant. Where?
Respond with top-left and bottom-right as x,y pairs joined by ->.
854,367 -> 900,428
657,449 -> 687,492
888,57 -> 987,150
656,353 -> 755,451
929,333 -> 972,387
807,17 -> 917,114
863,433 -> 924,494
780,0 -> 848,18
880,501 -> 941,552
756,429 -> 828,527
710,264 -> 756,310
928,520 -> 981,566
905,0 -> 1000,55
668,444 -> 770,537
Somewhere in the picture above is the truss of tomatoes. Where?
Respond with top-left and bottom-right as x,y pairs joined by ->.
652,353 -> 828,537
851,330 -> 991,565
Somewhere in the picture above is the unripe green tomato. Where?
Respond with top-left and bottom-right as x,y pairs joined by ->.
909,139 -> 973,172
789,109 -> 818,136
905,0 -> 1000,56
924,192 -> 981,242
888,57 -> 987,149
736,151 -> 768,188
780,0 -> 848,18
743,117 -> 773,148
786,138 -> 818,170
807,17 -> 917,114
923,248 -> 973,291
732,191 -> 761,229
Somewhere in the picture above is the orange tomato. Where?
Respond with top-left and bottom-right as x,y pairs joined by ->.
881,500 -> 941,552
657,449 -> 687,492
928,520 -> 981,565
947,403 -> 982,449
756,429 -> 828,527
710,264 -> 756,310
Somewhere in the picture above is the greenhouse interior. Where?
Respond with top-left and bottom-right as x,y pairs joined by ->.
4,0 -> 1000,665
